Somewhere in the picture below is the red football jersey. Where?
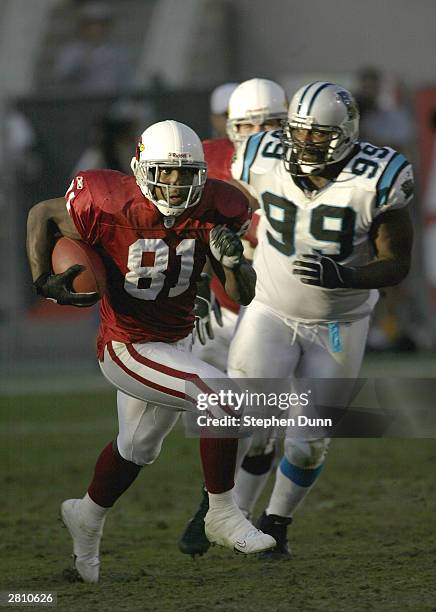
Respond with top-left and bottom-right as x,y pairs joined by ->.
202,138 -> 241,312
203,138 -> 234,181
66,170 -> 249,358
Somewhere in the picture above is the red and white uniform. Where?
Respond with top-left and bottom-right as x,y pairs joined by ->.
66,170 -> 249,461
66,170 -> 248,359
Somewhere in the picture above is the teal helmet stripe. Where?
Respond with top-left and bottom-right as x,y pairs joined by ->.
241,131 -> 267,182
306,82 -> 335,115
297,81 -> 321,114
375,153 -> 408,208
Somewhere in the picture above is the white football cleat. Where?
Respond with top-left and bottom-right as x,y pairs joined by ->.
61,499 -> 105,583
204,504 -> 276,554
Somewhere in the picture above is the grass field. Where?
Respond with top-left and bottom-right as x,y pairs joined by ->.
1,354 -> 436,611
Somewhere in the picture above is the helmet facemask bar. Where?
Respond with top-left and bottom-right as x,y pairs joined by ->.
133,159 -> 207,216
227,110 -> 287,144
282,120 -> 348,177
282,83 -> 360,178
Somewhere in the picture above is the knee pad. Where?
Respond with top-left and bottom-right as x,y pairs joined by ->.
284,437 -> 330,469
245,429 -> 277,457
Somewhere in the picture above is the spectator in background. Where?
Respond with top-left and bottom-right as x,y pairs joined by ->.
71,99 -> 154,176
6,111 -> 42,181
354,67 -> 413,154
50,2 -> 130,93
209,82 -> 239,138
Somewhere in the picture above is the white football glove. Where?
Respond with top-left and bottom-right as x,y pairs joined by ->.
194,273 -> 223,345
209,225 -> 243,269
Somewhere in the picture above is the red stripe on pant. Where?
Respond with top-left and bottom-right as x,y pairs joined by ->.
107,342 -> 197,406
126,343 -> 239,418
108,342 -> 237,493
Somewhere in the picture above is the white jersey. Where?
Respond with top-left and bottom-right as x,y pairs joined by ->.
232,130 -> 414,323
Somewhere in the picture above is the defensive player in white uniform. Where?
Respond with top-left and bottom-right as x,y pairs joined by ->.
179,79 -> 288,556
185,81 -> 414,558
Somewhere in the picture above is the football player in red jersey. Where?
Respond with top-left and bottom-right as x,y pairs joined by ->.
179,79 -> 288,556
26,120 -> 276,583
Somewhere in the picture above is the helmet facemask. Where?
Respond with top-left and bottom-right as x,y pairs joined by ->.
132,158 -> 207,217
282,82 -> 360,178
131,119 -> 208,217
227,110 -> 286,145
226,78 -> 289,145
282,121 -> 346,177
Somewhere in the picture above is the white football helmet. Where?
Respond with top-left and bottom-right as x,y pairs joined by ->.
282,81 -> 360,176
226,78 -> 288,144
131,120 -> 207,216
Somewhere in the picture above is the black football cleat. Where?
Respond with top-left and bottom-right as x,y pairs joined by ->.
178,488 -> 210,558
256,511 -> 293,560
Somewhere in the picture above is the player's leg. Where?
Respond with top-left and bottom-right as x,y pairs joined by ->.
181,306 -> 238,454
179,302 -> 300,555
260,317 -> 370,558
61,391 -> 180,583
100,338 -> 275,555
228,303 -> 301,517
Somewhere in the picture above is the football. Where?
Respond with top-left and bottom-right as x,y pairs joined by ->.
51,237 -> 107,297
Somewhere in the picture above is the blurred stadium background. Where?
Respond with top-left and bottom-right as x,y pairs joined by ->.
1,1 -> 436,608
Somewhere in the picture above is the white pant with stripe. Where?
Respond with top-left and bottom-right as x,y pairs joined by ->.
100,337 -> 245,465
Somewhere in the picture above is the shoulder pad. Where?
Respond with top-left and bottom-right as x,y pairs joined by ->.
373,149 -> 412,209
346,143 -> 413,212
232,131 -> 283,183
203,179 -> 250,230
77,170 -> 137,213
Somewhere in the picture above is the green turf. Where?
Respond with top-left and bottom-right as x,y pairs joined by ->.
1,392 -> 435,611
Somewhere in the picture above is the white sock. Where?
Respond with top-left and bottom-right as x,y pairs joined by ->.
80,493 -> 110,527
208,489 -> 236,511
266,460 -> 322,518
234,469 -> 271,517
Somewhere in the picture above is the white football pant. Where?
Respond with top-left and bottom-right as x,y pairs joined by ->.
100,336 -> 249,466
228,300 -> 370,458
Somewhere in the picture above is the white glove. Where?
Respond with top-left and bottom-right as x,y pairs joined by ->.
194,273 -> 223,345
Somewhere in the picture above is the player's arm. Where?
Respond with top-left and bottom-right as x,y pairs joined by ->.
26,197 -> 98,306
27,197 -> 81,281
293,207 -> 413,289
353,207 -> 413,288
208,226 -> 256,305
